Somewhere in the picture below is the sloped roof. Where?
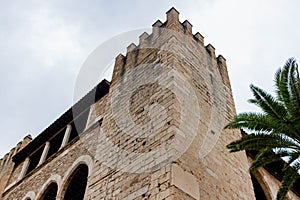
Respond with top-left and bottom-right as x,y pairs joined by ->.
12,79 -> 110,165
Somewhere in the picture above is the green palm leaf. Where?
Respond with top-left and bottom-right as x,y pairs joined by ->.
277,162 -> 300,200
227,133 -> 299,152
249,148 -> 283,171
248,84 -> 287,120
226,58 -> 300,199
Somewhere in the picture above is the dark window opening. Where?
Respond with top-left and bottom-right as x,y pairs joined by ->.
251,173 -> 268,200
68,122 -> 79,143
40,182 -> 58,200
46,127 -> 66,159
64,164 -> 89,200
68,108 -> 90,143
26,146 -> 44,175
20,108 -> 90,176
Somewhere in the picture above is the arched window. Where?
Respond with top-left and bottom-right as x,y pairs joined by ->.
63,164 -> 89,200
251,173 -> 268,200
40,182 -> 58,200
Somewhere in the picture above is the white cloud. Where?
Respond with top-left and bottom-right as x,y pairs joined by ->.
21,7 -> 87,68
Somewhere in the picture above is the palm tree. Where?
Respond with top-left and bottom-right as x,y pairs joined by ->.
225,58 -> 300,200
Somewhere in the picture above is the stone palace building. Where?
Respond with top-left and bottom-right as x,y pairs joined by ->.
0,8 -> 299,200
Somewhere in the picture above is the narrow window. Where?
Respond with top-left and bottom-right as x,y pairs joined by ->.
40,182 -> 58,200
64,164 -> 89,200
251,173 -> 268,200
25,146 -> 44,175
46,127 -> 66,159
68,108 -> 90,143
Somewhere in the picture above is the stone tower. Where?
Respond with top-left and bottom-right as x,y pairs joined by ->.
100,7 -> 257,199
1,7 -> 299,200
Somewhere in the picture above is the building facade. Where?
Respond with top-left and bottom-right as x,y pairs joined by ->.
0,8 -> 299,200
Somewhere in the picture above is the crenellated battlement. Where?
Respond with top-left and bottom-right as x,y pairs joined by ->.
115,7 -> 227,57
1,8 -> 297,200
0,135 -> 31,197
139,32 -> 150,46
206,44 -> 216,58
111,7 -> 229,87
0,135 -> 32,173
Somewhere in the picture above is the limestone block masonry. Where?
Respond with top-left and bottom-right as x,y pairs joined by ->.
0,7 -> 299,200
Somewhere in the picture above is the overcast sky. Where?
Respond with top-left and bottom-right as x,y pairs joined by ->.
1,0 -> 300,158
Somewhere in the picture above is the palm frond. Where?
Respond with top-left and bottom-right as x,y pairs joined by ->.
225,113 -> 300,140
250,148 -> 283,171
227,133 -> 299,153
249,84 -> 287,120
287,60 -> 300,117
226,58 -> 300,200
275,58 -> 300,117
276,161 -> 300,200
225,113 -> 275,133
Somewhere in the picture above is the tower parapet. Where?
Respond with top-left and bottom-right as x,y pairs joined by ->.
182,20 -> 193,35
111,7 -> 229,91
194,32 -> 204,46
0,135 -> 32,197
0,135 -> 32,173
165,7 -> 180,31
2,8 -> 291,200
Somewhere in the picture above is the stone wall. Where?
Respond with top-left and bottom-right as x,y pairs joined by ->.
0,135 -> 31,200
0,7 -> 299,200
1,125 -> 98,200
85,7 -> 257,199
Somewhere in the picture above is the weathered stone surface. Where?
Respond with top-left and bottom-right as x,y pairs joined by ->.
171,164 -> 199,199
0,136 -> 31,199
0,7 -> 299,200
